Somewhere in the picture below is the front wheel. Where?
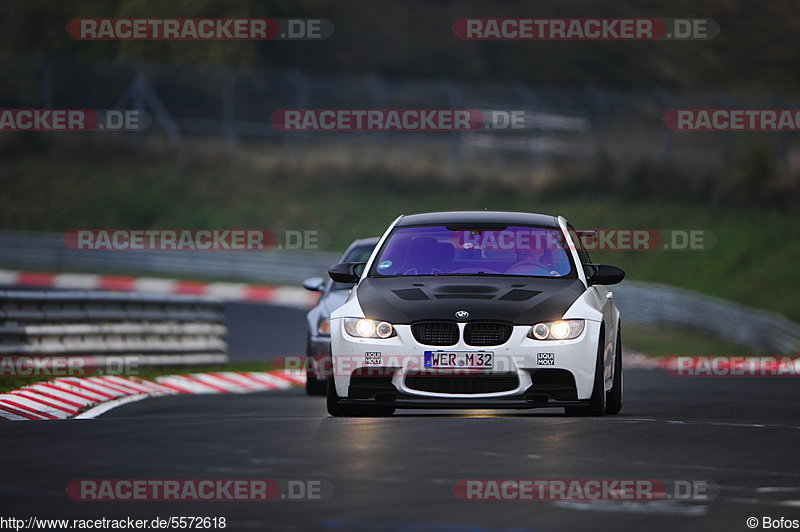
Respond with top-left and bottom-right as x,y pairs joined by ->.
565,329 -> 606,417
605,329 -> 623,415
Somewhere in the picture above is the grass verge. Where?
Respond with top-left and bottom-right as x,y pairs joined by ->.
623,325 -> 756,357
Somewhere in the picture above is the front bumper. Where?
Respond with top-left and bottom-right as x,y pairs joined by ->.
341,371 -> 588,409
330,320 -> 601,408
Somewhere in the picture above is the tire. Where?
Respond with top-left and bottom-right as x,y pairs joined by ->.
326,378 -> 395,417
565,328 -> 607,417
605,328 -> 623,415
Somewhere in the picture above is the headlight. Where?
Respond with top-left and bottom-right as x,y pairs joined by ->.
317,317 -> 331,336
528,319 -> 585,340
343,318 -> 396,339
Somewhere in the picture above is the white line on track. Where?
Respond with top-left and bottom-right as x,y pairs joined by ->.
75,393 -> 172,419
552,500 -> 708,516
601,417 -> 800,431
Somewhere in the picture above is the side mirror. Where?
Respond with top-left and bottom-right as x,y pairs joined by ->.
328,262 -> 366,284
302,277 -> 326,292
586,264 -> 625,286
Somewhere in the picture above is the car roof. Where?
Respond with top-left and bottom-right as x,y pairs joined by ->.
339,236 -> 380,260
396,211 -> 561,228
347,236 -> 380,248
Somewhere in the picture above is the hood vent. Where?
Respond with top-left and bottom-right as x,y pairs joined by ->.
499,289 -> 540,301
392,288 -> 429,301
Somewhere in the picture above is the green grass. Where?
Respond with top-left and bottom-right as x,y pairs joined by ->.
1,138 -> 798,322
623,325 -> 756,357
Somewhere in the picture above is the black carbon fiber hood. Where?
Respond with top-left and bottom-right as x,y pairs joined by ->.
355,276 -> 586,325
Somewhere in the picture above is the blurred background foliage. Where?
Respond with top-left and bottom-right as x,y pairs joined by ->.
0,0 -> 798,322
1,0 -> 800,91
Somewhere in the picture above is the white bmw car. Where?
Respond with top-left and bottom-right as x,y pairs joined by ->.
327,211 -> 624,417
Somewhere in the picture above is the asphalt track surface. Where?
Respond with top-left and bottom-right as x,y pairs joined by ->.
2,303 -> 800,531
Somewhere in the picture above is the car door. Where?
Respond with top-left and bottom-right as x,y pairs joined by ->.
567,225 -> 617,387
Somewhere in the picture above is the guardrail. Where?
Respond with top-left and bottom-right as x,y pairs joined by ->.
1,231 -> 798,355
614,281 -> 800,355
0,231 -> 340,284
0,290 -> 228,372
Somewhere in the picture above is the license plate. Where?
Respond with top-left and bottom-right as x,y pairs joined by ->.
424,351 -> 494,369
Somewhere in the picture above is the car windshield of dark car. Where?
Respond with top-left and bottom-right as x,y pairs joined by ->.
331,243 -> 377,290
370,225 -> 574,278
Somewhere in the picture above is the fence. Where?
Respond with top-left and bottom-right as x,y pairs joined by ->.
2,55 -> 799,176
0,289 -> 228,373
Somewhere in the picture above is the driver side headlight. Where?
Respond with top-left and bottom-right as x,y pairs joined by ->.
343,318 -> 396,339
528,319 -> 585,340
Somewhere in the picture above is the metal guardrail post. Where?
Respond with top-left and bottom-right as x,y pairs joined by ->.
115,73 -> 183,145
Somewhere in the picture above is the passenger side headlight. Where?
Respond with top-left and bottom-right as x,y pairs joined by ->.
343,318 -> 396,339
528,319 -> 585,340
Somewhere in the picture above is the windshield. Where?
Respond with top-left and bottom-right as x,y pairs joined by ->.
370,225 -> 575,278
331,242 -> 377,290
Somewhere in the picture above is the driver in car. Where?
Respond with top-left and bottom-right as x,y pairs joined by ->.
505,244 -> 569,276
